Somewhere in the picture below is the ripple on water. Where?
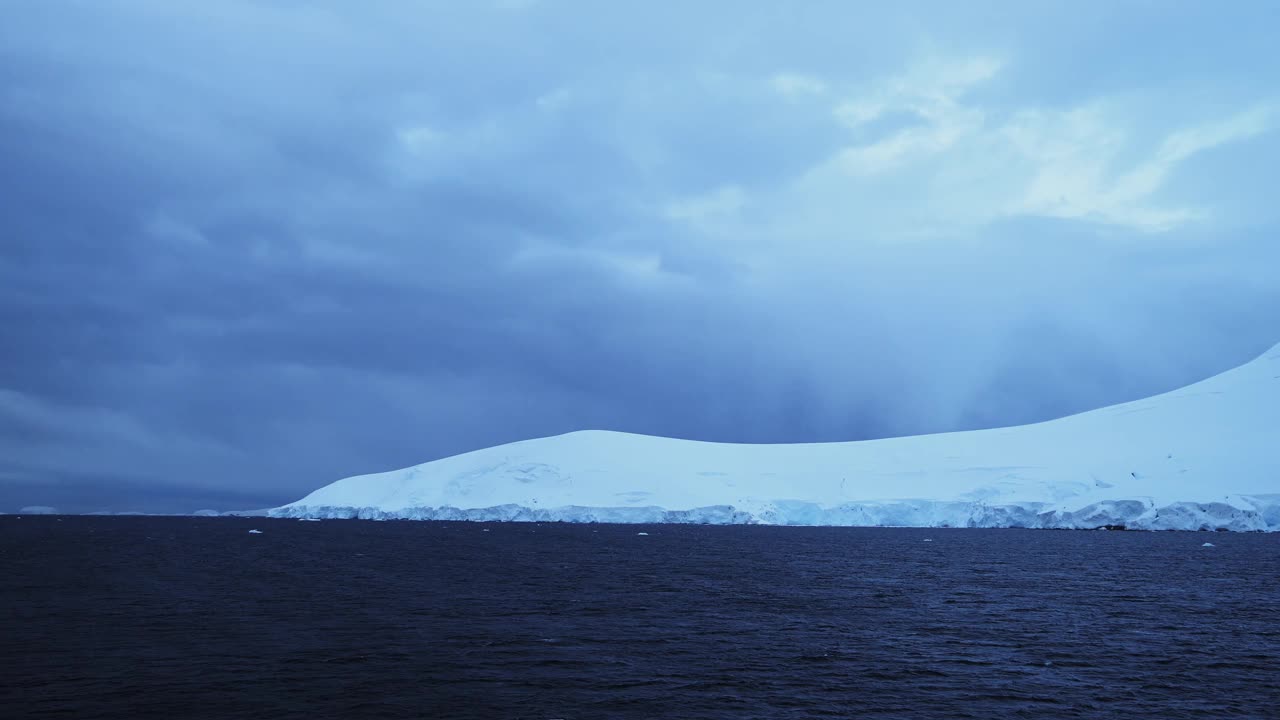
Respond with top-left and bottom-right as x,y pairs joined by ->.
2,517 -> 1278,719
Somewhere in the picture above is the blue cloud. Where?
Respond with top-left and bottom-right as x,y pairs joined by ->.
1,1 -> 1277,511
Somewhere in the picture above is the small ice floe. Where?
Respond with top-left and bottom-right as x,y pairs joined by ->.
923,538 -> 933,542
248,529 -> 264,534
636,532 -> 650,536
1202,542 -> 1215,547
481,528 -> 490,532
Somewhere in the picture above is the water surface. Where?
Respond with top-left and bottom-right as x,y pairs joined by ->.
3,517 -> 1278,718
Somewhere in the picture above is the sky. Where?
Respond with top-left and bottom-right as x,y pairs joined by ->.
2,1 -> 1278,513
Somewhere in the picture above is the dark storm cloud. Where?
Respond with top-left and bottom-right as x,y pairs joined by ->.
2,1 -> 1278,512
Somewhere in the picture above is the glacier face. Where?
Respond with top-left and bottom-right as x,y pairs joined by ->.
271,343 -> 1280,530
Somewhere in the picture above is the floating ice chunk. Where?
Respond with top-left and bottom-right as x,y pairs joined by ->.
481,528 -> 490,532
248,529 -> 264,534
1202,542 -> 1215,547
298,518 -> 321,522
923,538 -> 933,542
636,532 -> 649,536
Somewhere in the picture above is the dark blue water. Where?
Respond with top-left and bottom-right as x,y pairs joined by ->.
3,517 -> 1278,719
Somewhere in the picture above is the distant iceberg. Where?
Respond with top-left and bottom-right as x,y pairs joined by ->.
18,506 -> 59,515
271,343 -> 1280,531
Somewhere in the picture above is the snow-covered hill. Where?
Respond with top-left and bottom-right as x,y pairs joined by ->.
272,343 -> 1280,530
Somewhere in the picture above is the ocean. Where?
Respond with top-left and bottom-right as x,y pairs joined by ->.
3,516 -> 1278,719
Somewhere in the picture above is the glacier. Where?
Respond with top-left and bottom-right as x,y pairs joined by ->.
271,343 -> 1280,531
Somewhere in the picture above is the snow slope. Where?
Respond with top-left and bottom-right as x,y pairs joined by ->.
272,343 -> 1280,530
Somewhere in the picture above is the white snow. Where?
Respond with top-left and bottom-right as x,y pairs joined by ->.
270,343 -> 1280,531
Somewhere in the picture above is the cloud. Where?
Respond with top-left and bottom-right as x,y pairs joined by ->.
1,1 -> 1278,512
1011,105 -> 1274,231
770,73 -> 828,98
724,56 -> 1277,246
663,185 -> 747,227
397,125 -> 446,155
0,388 -> 244,487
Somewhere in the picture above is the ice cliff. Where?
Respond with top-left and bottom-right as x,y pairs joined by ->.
271,343 -> 1280,530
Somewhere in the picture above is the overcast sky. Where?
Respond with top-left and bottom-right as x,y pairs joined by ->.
2,1 -> 1278,513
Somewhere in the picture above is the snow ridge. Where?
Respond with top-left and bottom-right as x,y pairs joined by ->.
272,343 -> 1280,530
